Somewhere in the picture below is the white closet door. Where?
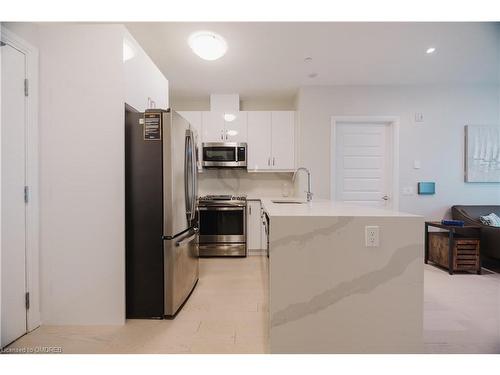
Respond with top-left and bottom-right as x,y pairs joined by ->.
1,43 -> 28,347
334,122 -> 391,207
247,111 -> 272,170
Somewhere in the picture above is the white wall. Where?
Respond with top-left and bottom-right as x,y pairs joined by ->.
170,96 -> 296,111
5,23 -> 126,325
296,85 -> 500,219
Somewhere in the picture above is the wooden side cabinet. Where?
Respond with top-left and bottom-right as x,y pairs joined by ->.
425,222 -> 481,275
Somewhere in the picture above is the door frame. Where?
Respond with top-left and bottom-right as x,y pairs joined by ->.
1,26 -> 40,334
330,116 -> 400,210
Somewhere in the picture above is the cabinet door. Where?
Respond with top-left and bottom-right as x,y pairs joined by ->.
224,111 -> 247,142
247,201 -> 262,250
202,111 -> 225,142
271,111 -> 295,170
247,111 -> 272,170
178,111 -> 202,170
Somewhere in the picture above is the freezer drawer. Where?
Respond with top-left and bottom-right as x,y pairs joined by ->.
163,228 -> 199,317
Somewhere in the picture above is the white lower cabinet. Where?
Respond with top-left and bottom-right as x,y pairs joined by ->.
247,200 -> 264,251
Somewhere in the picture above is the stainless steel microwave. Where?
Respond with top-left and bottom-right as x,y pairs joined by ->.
202,142 -> 247,168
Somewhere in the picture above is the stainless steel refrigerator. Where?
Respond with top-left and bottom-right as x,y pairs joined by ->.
125,108 -> 199,318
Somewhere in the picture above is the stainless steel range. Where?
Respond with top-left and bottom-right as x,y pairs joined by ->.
197,194 -> 247,257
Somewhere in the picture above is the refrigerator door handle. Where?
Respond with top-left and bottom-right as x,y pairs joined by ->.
184,131 -> 193,220
190,130 -> 197,221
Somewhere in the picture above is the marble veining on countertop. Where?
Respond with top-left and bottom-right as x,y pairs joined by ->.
254,197 -> 421,218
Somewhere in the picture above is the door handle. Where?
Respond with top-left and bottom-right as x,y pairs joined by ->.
268,157 -> 270,166
382,195 -> 390,201
249,205 -> 252,215
176,231 -> 198,247
273,157 -> 275,166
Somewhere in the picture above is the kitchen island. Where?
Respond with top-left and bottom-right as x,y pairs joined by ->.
261,198 -> 424,353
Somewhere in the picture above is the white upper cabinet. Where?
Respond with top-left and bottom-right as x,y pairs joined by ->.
247,111 -> 272,170
123,31 -> 168,112
202,111 -> 247,143
247,111 -> 295,171
177,111 -> 203,171
225,112 -> 247,142
271,111 -> 295,170
202,111 -> 225,142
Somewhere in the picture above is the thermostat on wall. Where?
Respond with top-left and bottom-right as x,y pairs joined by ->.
418,182 -> 435,195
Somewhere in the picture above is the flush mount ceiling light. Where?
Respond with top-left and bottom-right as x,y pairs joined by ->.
426,47 -> 436,54
188,31 -> 227,61
223,113 -> 236,122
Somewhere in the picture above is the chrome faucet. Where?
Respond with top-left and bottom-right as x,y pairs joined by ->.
292,167 -> 313,202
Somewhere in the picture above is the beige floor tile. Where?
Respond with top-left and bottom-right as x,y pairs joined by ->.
5,257 -> 500,354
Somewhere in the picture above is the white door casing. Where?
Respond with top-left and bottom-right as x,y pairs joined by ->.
1,26 -> 40,346
331,116 -> 399,209
1,42 -> 28,347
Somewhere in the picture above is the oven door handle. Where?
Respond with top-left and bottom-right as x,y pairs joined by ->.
198,206 -> 244,211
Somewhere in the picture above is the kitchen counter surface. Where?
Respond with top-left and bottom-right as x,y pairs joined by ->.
266,197 -> 424,353
253,197 -> 419,218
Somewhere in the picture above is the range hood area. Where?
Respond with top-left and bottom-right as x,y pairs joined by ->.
180,93 -> 297,172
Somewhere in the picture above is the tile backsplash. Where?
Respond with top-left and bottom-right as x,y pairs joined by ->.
198,169 -> 295,198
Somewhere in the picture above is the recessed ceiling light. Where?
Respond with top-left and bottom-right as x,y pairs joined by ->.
304,57 -> 313,63
188,31 -> 227,61
426,47 -> 436,54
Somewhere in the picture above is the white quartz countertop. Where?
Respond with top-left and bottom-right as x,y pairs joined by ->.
257,197 -> 420,218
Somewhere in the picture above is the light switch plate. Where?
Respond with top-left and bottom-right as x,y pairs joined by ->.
413,160 -> 421,169
365,226 -> 380,247
414,113 -> 424,123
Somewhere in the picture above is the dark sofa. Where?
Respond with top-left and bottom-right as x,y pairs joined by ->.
452,205 -> 500,261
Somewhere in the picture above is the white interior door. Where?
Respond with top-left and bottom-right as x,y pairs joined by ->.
334,121 -> 392,207
1,42 -> 28,347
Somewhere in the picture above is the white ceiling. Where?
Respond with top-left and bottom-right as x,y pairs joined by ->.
125,22 -> 500,100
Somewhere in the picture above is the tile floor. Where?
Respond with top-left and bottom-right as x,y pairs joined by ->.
5,257 -> 500,354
